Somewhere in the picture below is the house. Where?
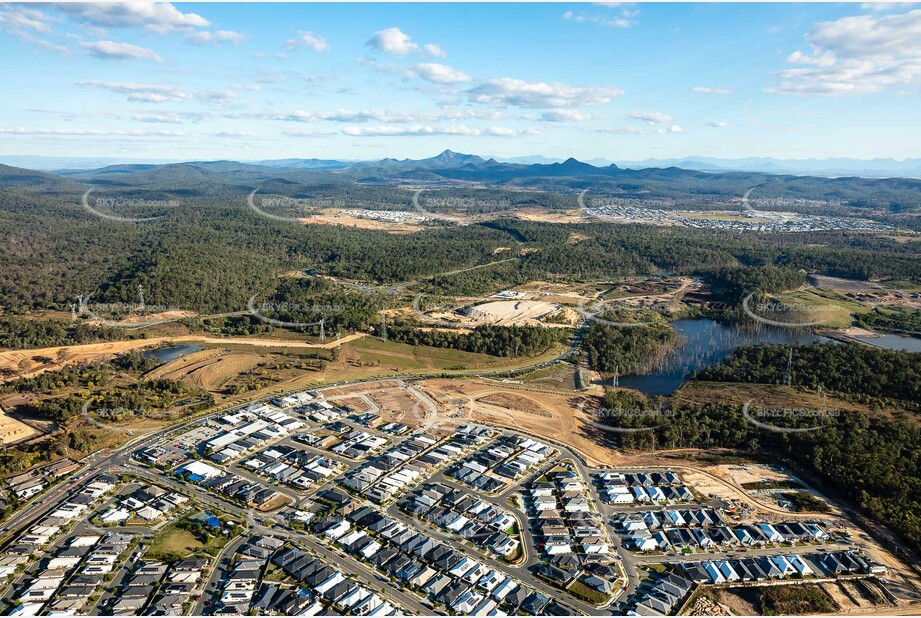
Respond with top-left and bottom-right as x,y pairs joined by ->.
581,574 -> 613,594
322,520 -> 351,540
702,561 -> 726,584
771,555 -> 797,577
452,590 -> 484,614
521,592 -> 550,615
757,523 -> 784,543
787,555 -> 815,577
491,577 -> 519,602
448,557 -> 478,578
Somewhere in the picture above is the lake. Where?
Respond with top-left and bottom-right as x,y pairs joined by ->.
617,319 -> 826,397
143,343 -> 203,364
848,332 -> 921,353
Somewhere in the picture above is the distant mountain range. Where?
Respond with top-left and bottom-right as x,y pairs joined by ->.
2,150 -> 920,214
2,152 -> 920,178
613,156 -> 921,178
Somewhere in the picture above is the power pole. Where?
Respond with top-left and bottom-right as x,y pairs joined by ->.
318,319 -> 325,343
380,314 -> 387,341
137,284 -> 145,311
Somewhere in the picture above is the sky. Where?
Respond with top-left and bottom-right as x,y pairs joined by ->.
0,1 -> 919,162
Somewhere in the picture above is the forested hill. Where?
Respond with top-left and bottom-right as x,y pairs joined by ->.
3,153 -> 921,213
697,342 -> 921,403
1,181 -> 919,316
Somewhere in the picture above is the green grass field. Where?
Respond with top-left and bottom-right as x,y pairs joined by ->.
147,515 -> 232,562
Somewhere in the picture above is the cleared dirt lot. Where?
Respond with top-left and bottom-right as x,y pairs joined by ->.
299,209 -> 429,233
0,410 -> 40,445
0,333 -> 366,382
463,300 -> 560,325
416,378 -> 619,465
145,349 -> 266,392
323,380 -> 431,426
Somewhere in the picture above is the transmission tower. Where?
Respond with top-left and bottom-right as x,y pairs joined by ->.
783,348 -> 793,386
318,319 -> 325,343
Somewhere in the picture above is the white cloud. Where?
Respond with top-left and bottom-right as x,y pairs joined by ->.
55,2 -> 210,33
81,40 -> 162,62
366,27 -> 445,59
276,109 -> 432,123
541,109 -> 591,122
130,112 -> 185,124
704,120 -> 729,128
77,80 -> 193,103
77,80 -> 237,104
786,50 -> 836,66
692,86 -> 734,94
627,111 -> 673,124
187,29 -> 245,45
0,4 -> 52,33
442,109 -> 503,120
423,43 -> 446,58
860,3 -> 919,12
78,81 -> 190,102
770,8 -> 921,94
0,4 -> 69,53
657,124 -> 684,134
487,126 -> 542,137
600,126 -> 646,134
282,129 -> 337,137
367,27 -> 418,55
469,78 -> 623,108
283,31 -> 329,52
563,4 -> 638,28
215,130 -> 259,138
414,63 -> 471,84
342,124 -> 481,137
0,127 -> 194,137
355,55 -> 416,78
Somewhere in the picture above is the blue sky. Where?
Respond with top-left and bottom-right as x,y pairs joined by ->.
0,2 -> 919,162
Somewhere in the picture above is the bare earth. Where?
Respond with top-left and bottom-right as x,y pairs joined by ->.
0,333 -> 366,382
0,409 -> 39,445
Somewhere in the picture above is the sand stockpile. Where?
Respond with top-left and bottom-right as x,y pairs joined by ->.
464,300 -> 559,325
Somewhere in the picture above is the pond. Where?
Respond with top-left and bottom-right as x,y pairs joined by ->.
846,332 -> 921,353
616,319 -> 826,397
143,343 -> 203,364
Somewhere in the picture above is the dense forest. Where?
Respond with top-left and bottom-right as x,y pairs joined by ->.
581,310 -> 679,374
696,342 -> 921,404
2,186 -> 919,322
386,322 -> 563,357
0,317 -> 141,351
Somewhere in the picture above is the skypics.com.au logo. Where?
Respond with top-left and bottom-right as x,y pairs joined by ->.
245,297 -> 346,331
741,399 -> 839,434
411,188 -> 510,220
740,294 -> 834,329
579,400 -> 676,434
577,189 -> 676,221
81,189 -> 179,223
247,188 -> 345,223
75,288 -> 187,329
